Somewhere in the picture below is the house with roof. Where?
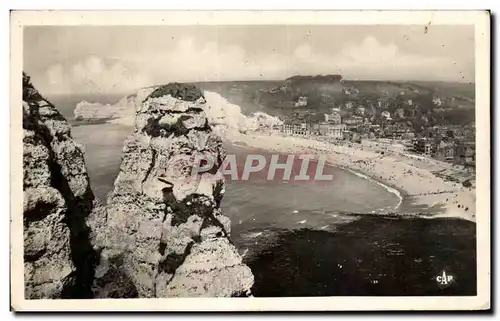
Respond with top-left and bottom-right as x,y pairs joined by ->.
436,140 -> 455,161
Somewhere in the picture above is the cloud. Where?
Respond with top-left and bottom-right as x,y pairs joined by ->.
33,56 -> 154,95
123,37 -> 287,83
290,36 -> 472,82
31,35 -> 473,95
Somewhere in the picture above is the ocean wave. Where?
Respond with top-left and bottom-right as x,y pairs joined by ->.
341,167 -> 403,211
242,231 -> 264,239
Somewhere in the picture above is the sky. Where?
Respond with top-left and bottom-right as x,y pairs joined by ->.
23,25 -> 475,96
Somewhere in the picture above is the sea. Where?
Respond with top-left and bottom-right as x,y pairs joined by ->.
51,93 -> 476,297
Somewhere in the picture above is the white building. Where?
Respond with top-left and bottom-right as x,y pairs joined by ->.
356,106 -> 366,116
328,124 -> 347,140
327,112 -> 341,125
433,97 -> 442,106
295,96 -> 308,107
381,110 -> 392,121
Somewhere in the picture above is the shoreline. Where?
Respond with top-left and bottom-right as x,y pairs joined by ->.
338,165 -> 404,211
228,140 -> 403,214
227,131 -> 476,222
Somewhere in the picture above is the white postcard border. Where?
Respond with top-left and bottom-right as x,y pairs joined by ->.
9,10 -> 491,311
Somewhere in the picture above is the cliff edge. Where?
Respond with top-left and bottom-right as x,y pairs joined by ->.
92,83 -> 254,297
22,73 -> 98,299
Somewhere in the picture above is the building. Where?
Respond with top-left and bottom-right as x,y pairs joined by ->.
412,138 -> 435,156
432,125 -> 450,138
455,141 -> 475,166
293,110 -> 310,120
356,106 -> 366,116
403,131 -> 415,140
344,116 -> 363,126
295,96 -> 308,107
390,128 -> 415,140
326,111 -> 341,125
344,101 -> 354,110
436,140 -> 455,161
433,97 -> 443,106
282,122 -> 293,135
343,130 -> 354,141
314,122 -> 346,140
341,130 -> 360,142
395,108 -> 405,119
328,124 -> 346,140
344,116 -> 363,131
369,124 -> 381,136
381,110 -> 392,121
291,122 -> 309,136
316,122 -> 330,136
424,141 -> 435,156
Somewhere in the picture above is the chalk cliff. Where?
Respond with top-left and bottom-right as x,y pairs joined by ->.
74,87 -> 156,126
72,88 -> 282,138
91,83 -> 254,297
203,91 -> 282,137
22,73 -> 98,299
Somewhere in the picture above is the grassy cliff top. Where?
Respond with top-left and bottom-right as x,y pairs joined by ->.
144,83 -> 204,102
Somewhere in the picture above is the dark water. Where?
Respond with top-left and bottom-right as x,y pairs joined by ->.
222,144 -> 400,236
72,123 -> 131,201
243,215 -> 476,296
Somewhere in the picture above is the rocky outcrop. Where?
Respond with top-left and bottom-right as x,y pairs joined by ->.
22,73 -> 98,299
92,83 -> 254,297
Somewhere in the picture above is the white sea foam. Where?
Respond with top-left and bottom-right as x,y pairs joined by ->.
342,167 -> 403,210
244,231 -> 263,239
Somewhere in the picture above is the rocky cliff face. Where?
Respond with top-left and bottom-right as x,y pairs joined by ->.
22,73 -> 98,299
91,83 -> 254,297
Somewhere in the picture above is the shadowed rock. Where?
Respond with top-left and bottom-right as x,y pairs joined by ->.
22,72 -> 100,299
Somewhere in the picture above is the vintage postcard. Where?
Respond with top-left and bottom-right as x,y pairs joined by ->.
10,10 -> 490,311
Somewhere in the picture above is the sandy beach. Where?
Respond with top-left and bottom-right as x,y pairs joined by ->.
227,131 -> 476,222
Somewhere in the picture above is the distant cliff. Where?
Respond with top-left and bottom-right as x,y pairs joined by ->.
284,74 -> 343,86
72,88 -> 282,137
91,83 -> 254,297
283,75 -> 343,95
257,74 -> 344,112
73,88 -> 156,126
22,73 -> 99,299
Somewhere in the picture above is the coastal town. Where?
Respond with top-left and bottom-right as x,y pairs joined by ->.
257,81 -> 476,167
